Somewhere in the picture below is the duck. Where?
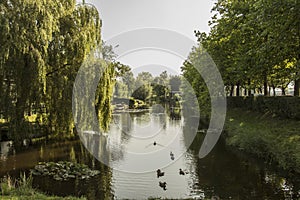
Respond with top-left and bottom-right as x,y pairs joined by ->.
152,141 -> 165,147
145,141 -> 164,148
156,169 -> 165,178
179,168 -> 185,175
159,181 -> 167,190
170,151 -> 175,160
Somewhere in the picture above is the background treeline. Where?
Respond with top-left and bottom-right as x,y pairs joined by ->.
0,0 -> 115,144
114,70 -> 181,103
183,0 -> 299,101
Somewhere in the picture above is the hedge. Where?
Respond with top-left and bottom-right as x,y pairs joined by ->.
227,96 -> 300,120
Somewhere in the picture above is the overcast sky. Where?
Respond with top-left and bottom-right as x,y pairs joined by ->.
86,0 -> 216,76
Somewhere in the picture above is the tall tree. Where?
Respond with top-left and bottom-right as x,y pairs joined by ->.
195,0 -> 299,97
0,0 -> 73,142
0,1 -> 116,143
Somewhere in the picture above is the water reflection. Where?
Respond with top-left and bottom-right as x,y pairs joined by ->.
80,131 -> 110,166
0,141 -> 12,160
188,133 -> 300,199
0,109 -> 299,199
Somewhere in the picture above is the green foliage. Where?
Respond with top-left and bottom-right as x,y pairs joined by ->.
0,176 -> 14,195
122,71 -> 135,95
1,173 -> 33,196
153,71 -> 168,85
181,50 -> 211,120
136,72 -> 153,83
0,1 -> 115,142
227,96 -> 300,119
131,84 -> 152,101
129,72 -> 153,101
195,0 -> 300,96
45,3 -> 104,136
116,69 -> 181,106
0,174 -> 86,199
31,161 -> 100,181
114,81 -> 128,98
152,84 -> 169,101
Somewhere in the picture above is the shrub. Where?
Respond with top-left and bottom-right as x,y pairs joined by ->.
227,96 -> 300,119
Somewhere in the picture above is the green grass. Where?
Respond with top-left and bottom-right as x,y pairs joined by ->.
225,108 -> 300,173
0,174 -> 86,200
1,194 -> 85,200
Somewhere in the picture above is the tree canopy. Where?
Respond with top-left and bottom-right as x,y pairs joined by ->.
194,0 -> 299,97
0,0 -> 115,143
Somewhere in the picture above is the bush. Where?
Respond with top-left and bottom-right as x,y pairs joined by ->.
227,96 -> 300,119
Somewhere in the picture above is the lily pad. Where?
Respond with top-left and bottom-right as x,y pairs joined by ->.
30,161 -> 100,181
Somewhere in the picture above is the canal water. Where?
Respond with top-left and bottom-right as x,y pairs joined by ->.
0,109 -> 299,199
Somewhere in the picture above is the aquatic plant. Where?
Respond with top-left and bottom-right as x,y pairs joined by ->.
31,161 -> 100,181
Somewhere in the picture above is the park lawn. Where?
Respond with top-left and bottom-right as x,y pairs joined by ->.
225,108 -> 300,173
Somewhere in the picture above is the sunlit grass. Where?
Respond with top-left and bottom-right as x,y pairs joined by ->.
225,108 -> 300,173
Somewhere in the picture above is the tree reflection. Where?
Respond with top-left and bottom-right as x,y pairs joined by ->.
183,123 -> 300,199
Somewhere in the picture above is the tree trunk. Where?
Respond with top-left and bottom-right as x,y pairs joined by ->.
248,79 -> 251,96
263,73 -> 269,96
244,88 -> 247,96
282,87 -> 286,96
236,83 -> 240,96
230,85 -> 234,97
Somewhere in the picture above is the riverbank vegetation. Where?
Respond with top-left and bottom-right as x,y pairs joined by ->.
181,0 -> 300,174
225,108 -> 300,173
227,96 -> 300,120
0,174 -> 85,200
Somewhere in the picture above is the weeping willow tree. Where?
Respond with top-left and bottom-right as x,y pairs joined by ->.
45,3 -> 103,138
72,57 -> 116,134
0,0 -> 115,144
0,0 -> 67,143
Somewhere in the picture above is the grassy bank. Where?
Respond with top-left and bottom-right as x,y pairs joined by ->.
0,175 -> 85,200
224,108 -> 300,173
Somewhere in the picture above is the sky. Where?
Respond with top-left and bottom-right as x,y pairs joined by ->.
85,0 -> 216,76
